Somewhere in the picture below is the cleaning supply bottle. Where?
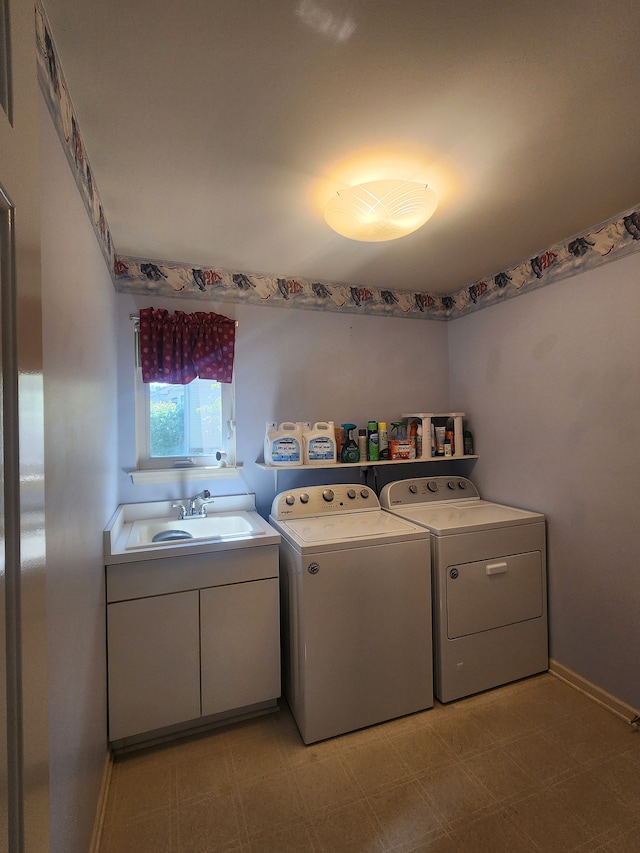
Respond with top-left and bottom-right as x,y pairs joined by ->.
454,416 -> 464,457
335,425 -> 344,460
358,429 -> 367,460
389,421 -> 415,460
340,424 -> 360,463
264,421 -> 303,466
264,422 -> 277,465
303,421 -> 337,464
367,420 -> 379,461
379,421 -> 389,459
409,419 -> 418,453
463,429 -> 474,455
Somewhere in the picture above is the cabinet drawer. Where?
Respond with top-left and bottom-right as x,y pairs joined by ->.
106,544 -> 279,601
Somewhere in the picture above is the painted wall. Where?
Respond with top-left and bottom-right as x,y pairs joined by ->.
40,94 -> 119,853
448,252 -> 640,710
115,295 -> 460,517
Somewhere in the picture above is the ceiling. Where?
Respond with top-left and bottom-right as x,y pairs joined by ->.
43,0 -> 640,295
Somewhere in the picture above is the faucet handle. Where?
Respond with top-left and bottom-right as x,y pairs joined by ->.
201,497 -> 215,516
172,502 -> 187,519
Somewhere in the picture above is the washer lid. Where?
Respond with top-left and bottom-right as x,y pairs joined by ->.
386,500 -> 544,535
276,509 -> 428,546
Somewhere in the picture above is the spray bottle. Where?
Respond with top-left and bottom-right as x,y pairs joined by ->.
367,420 -> 379,461
378,421 -> 389,459
340,423 -> 360,463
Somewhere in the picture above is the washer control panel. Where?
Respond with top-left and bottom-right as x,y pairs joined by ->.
271,484 -> 378,519
379,476 -> 479,508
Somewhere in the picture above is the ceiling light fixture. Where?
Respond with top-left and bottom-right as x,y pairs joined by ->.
324,179 -> 438,242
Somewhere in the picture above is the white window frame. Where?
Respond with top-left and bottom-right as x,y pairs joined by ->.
130,325 -> 238,484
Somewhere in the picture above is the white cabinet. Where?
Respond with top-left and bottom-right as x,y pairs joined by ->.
107,591 -> 201,740
200,579 -> 280,717
106,545 -> 280,744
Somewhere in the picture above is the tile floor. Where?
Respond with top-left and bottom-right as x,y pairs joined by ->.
99,674 -> 640,853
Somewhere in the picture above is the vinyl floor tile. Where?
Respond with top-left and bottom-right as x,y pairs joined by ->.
417,762 -> 495,829
503,787 -> 594,851
340,739 -> 415,796
387,725 -> 458,775
460,744 -> 538,803
549,767 -> 638,839
310,799 -> 387,853
290,754 -> 362,816
444,808 -> 536,852
366,778 -> 444,849
236,767 -> 306,840
177,790 -> 245,852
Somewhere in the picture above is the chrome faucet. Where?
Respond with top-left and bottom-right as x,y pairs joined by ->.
189,489 -> 213,516
172,489 -> 214,520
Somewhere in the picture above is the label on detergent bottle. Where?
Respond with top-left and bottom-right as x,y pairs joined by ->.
307,436 -> 334,461
270,437 -> 301,463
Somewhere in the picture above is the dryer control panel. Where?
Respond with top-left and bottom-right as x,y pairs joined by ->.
380,477 -> 480,508
271,484 -> 380,519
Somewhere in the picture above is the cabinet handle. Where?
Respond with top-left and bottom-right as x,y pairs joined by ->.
486,561 -> 508,575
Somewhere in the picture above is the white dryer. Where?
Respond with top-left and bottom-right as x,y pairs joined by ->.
379,477 -> 547,703
269,484 -> 433,744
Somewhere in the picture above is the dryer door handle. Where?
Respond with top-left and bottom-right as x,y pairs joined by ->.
485,561 -> 508,575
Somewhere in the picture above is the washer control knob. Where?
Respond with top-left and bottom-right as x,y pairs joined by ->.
360,489 -> 370,499
285,495 -> 295,506
408,483 -> 418,494
300,493 -> 310,504
322,489 -> 335,502
427,481 -> 439,493
447,481 -> 457,490
347,489 -> 357,499
458,481 -> 468,489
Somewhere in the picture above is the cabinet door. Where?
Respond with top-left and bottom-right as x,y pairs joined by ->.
200,579 -> 280,717
107,591 -> 201,741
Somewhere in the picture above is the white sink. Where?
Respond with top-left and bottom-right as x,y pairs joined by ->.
125,511 -> 265,550
104,495 -> 280,564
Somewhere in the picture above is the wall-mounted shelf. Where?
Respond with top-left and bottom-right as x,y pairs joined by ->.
255,454 -> 478,489
403,412 -> 467,458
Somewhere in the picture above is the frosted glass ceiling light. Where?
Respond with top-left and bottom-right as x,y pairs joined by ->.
324,179 -> 438,242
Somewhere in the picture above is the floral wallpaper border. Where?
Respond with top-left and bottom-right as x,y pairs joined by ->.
36,4 -> 115,274
36,3 -> 640,322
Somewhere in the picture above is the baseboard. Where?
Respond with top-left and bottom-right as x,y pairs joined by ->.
88,749 -> 113,853
549,659 -> 640,724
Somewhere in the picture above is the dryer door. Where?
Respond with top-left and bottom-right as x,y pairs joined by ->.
446,551 -> 543,639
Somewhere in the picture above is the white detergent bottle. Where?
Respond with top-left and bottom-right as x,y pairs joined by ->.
303,421 -> 337,464
264,421 -> 303,466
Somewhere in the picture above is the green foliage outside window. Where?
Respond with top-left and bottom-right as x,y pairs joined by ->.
150,400 -> 183,457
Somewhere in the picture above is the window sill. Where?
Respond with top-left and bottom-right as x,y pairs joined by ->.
128,465 -> 242,485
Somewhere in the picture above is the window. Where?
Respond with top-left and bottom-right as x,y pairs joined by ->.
135,362 -> 236,471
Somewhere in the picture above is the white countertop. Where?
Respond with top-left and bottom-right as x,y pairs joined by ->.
104,495 -> 280,565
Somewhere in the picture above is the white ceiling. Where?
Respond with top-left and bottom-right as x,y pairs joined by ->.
43,0 -> 640,295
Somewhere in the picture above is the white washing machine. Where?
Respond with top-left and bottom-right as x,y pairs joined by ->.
269,484 -> 433,744
379,476 -> 547,703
